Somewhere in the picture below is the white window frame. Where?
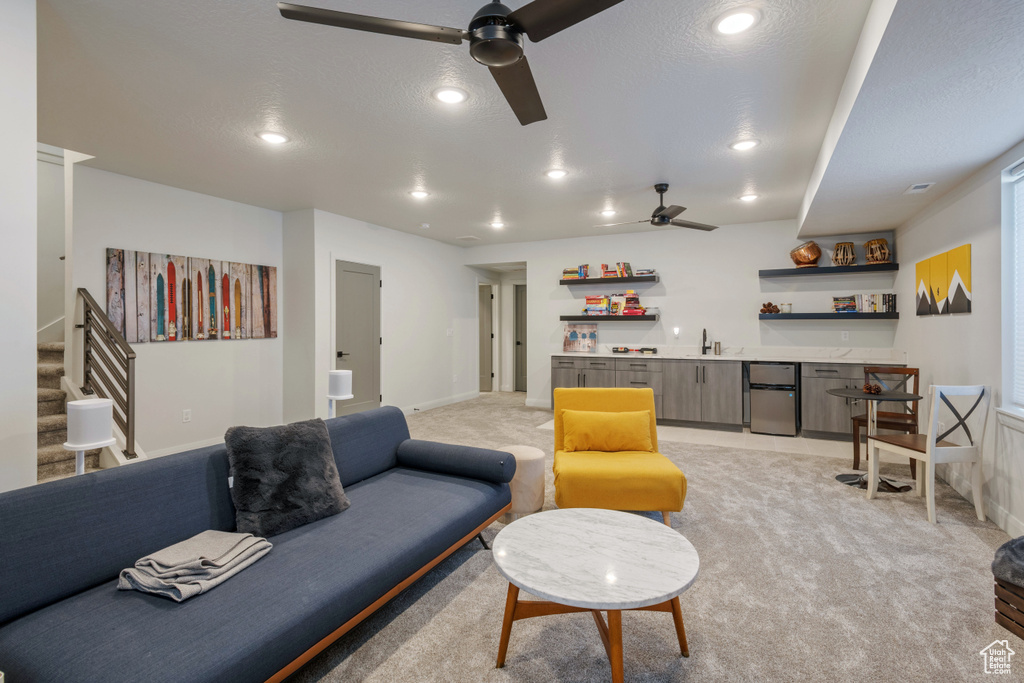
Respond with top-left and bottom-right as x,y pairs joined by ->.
1002,162 -> 1024,416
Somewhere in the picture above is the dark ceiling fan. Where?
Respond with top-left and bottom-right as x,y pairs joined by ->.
277,0 -> 627,126
596,183 -> 720,231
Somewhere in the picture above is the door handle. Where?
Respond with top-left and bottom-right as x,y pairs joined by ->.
695,366 -> 699,383
577,372 -> 581,387
630,381 -> 648,385
703,366 -> 706,384
516,341 -> 522,346
337,351 -> 350,358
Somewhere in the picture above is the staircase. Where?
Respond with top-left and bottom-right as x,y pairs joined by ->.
37,342 -> 101,482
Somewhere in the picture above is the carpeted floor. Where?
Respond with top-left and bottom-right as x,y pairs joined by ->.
292,392 -> 1016,682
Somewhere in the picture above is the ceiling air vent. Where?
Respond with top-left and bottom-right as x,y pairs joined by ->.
903,182 -> 935,195
455,235 -> 481,242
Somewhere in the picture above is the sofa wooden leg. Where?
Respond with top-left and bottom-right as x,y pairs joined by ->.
661,512 -> 671,526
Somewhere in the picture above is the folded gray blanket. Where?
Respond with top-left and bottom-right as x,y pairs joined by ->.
993,536 -> 1024,588
118,530 -> 272,602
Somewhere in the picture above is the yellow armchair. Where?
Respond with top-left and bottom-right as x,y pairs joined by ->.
553,387 -> 686,524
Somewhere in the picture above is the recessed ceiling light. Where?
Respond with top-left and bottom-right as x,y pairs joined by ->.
433,87 -> 468,104
730,139 -> 760,151
715,9 -> 760,35
409,190 -> 430,199
740,193 -> 759,202
257,131 -> 289,144
600,209 -> 617,217
545,169 -> 567,179
490,221 -> 505,229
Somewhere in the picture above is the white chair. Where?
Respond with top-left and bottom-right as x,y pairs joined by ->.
867,385 -> 990,524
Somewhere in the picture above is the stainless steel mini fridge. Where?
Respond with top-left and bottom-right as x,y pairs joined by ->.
749,362 -> 798,436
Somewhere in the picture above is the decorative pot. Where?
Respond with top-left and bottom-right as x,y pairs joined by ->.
832,242 -> 855,266
790,241 -> 821,268
865,238 -> 891,264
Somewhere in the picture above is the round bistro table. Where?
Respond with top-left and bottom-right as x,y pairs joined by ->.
491,508 -> 700,683
827,387 -> 923,496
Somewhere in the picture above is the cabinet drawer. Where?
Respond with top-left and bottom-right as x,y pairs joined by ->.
616,371 -> 663,394
551,356 -> 580,369
615,358 -> 663,372
801,363 -> 860,380
579,358 -> 615,371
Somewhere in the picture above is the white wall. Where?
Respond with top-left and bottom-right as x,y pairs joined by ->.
72,167 -> 284,456
38,148 -> 65,341
464,220 -> 897,407
305,210 -> 481,416
893,137 -> 1024,536
0,0 -> 39,492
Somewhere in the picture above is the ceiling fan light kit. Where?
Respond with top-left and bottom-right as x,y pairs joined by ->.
278,0 -> 627,126
433,87 -> 468,104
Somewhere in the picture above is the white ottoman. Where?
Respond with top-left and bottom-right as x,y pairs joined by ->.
499,445 -> 545,523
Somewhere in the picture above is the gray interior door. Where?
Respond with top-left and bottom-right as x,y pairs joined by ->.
479,285 -> 492,392
336,260 -> 381,416
514,284 -> 527,392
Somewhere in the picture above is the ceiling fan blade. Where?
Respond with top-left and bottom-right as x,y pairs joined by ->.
488,56 -> 547,126
670,218 -> 719,231
593,219 -> 651,228
509,0 -> 628,43
655,204 -> 686,219
277,2 -> 466,45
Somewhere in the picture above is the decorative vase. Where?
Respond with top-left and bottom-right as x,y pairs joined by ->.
790,241 -> 822,268
832,242 -> 855,266
864,238 -> 891,264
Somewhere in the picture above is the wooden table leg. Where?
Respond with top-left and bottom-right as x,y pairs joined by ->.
608,610 -> 624,683
669,597 -> 689,657
496,583 -> 519,668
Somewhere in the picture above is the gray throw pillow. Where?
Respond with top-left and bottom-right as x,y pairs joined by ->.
225,418 -> 350,537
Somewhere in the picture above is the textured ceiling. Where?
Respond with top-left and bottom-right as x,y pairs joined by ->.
800,0 -> 1024,236
38,0 -> 973,247
38,0 -> 876,245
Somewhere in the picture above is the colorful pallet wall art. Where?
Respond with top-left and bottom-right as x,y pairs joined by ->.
563,324 -> 597,353
915,244 -> 971,316
106,249 -> 277,343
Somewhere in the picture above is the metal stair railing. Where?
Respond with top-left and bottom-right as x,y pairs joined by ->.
77,288 -> 137,459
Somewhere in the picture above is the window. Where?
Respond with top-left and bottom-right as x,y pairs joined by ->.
1013,176 -> 1024,407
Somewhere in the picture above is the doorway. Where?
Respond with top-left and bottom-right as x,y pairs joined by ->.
514,284 -> 527,392
479,284 -> 494,392
335,260 -> 381,416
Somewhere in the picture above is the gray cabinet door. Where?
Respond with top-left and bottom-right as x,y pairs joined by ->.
802,377 -> 853,433
701,361 -> 742,425
580,368 -> 617,388
662,360 -> 702,421
551,366 -> 579,390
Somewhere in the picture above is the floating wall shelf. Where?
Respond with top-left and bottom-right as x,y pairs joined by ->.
560,315 -> 660,322
758,263 -> 899,278
559,275 -> 660,286
758,312 -> 899,320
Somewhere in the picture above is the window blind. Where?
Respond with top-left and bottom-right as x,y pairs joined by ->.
1014,178 -> 1024,406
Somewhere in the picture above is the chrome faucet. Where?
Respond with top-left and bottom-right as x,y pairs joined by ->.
702,328 -> 711,355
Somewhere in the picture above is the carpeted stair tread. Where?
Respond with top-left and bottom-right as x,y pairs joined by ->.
38,454 -> 101,483
37,413 -> 68,433
37,362 -> 64,390
37,342 -> 65,363
38,387 -> 66,402
37,443 -> 102,466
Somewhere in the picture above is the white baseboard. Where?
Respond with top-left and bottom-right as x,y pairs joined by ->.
402,391 -> 480,415
37,317 -> 65,343
144,437 -> 224,459
942,466 -> 1024,538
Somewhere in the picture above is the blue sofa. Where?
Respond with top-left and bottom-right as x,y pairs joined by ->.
0,407 -> 514,682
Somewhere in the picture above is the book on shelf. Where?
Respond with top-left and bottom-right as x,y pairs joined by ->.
832,294 -> 898,313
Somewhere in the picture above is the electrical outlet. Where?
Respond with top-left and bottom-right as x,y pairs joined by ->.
841,330 -> 849,342
446,328 -> 454,337
182,409 -> 191,423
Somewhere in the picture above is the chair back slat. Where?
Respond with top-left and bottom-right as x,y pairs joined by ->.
864,366 -> 920,418
925,385 -> 990,448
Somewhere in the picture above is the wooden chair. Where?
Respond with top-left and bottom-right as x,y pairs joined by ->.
867,385 -> 990,524
852,367 -> 920,477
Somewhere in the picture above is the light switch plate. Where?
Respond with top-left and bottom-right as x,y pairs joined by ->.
182,408 -> 192,423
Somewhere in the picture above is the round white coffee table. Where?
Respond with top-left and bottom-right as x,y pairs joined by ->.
491,508 -> 700,682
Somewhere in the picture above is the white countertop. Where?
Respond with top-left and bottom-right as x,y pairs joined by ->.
555,345 -> 906,365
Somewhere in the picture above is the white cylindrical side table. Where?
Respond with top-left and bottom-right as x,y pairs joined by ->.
498,445 -> 545,523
